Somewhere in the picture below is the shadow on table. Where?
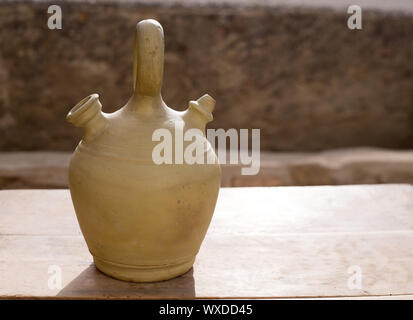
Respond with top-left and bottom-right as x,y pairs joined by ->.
57,263 -> 195,298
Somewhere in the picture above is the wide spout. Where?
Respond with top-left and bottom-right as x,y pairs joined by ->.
67,94 -> 107,143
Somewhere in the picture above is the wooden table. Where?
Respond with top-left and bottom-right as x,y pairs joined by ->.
1,185 -> 413,299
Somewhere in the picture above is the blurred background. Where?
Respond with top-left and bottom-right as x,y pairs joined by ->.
1,0 -> 413,189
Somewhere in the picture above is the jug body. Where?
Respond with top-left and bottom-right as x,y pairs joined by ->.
67,20 -> 220,282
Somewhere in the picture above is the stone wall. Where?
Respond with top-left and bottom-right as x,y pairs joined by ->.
1,1 -> 413,151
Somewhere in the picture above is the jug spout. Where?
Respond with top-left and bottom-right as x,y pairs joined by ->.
182,94 -> 216,131
66,94 -> 107,143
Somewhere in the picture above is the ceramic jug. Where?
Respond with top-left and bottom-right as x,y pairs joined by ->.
66,19 -> 220,282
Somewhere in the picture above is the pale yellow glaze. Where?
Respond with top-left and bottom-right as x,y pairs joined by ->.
66,19 -> 220,282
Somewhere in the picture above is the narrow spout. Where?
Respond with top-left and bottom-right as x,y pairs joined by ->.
67,94 -> 107,143
182,94 -> 216,131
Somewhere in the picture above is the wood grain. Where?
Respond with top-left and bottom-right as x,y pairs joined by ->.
1,185 -> 412,299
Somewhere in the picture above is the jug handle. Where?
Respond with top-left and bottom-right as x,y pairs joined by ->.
133,19 -> 164,97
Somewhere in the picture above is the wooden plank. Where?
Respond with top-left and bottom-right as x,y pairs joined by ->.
1,185 -> 413,299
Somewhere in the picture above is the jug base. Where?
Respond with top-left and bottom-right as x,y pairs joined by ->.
93,255 -> 195,282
